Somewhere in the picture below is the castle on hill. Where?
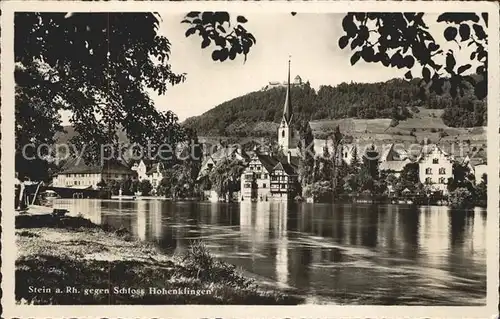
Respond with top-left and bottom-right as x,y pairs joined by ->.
261,74 -> 306,91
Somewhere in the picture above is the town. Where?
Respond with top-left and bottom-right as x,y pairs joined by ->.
48,61 -> 487,209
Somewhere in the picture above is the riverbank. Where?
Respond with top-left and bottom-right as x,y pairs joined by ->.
15,214 -> 303,305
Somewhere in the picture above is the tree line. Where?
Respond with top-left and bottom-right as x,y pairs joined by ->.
184,76 -> 486,138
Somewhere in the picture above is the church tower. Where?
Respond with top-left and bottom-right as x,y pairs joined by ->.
278,59 -> 294,153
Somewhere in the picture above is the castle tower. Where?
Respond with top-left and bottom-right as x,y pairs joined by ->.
278,58 -> 294,153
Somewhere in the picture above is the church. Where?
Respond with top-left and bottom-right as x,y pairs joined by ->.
239,59 -> 300,202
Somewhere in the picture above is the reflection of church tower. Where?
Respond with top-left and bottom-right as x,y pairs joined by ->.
278,59 -> 294,153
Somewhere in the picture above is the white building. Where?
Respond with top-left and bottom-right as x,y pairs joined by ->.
52,158 -> 136,189
418,145 -> 454,194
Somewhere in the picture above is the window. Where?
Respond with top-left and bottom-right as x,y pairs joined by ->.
244,183 -> 251,188
262,183 -> 267,188
264,174 -> 268,179
433,159 -> 439,164
344,152 -> 348,158
425,168 -> 432,175
439,168 -> 446,175
257,166 -> 261,171
439,177 -> 446,184
282,130 -> 285,138
425,177 -> 432,184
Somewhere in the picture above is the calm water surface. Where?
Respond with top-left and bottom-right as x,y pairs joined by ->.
52,199 -> 486,305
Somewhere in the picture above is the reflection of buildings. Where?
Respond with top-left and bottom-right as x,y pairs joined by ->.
418,206 -> 450,267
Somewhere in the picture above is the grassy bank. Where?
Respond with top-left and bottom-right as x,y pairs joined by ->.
16,214 -> 303,305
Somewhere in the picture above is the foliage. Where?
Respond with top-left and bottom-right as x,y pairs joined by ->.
15,13 -> 190,166
297,121 -> 315,189
338,12 -> 488,99
208,158 -> 246,199
303,181 -> 334,202
158,163 -> 197,199
184,76 -> 484,137
182,12 -> 256,63
447,161 -> 476,193
476,173 -> 487,204
448,187 -> 474,208
138,180 -> 153,196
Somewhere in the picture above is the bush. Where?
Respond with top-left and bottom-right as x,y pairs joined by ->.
448,187 -> 474,208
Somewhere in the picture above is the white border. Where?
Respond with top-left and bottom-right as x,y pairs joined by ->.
1,1 -> 499,318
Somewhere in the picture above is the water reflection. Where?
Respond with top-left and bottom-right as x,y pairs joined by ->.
51,199 -> 486,305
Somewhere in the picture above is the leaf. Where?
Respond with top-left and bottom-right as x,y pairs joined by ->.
470,51 -> 477,60
217,25 -> 226,33
459,24 -> 470,41
237,16 -> 248,23
350,51 -> 361,65
342,14 -> 357,37
481,13 -> 488,26
212,50 -> 221,61
201,38 -> 211,49
404,71 -> 413,80
457,64 -> 471,75
443,26 -> 457,41
185,27 -> 196,37
186,11 -> 200,18
338,35 -> 349,49
473,24 -> 487,40
437,13 -> 479,24
445,52 -> 456,72
422,67 -> 431,82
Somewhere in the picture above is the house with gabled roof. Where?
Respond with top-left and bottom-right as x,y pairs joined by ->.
52,157 -> 136,189
418,144 -> 454,194
240,151 -> 299,201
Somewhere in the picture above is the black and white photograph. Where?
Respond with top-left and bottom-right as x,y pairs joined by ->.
1,1 -> 499,317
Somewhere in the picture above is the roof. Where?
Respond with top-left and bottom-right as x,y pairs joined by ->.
379,159 -> 411,172
282,60 -> 293,124
273,161 -> 298,175
59,158 -> 133,175
146,163 -> 163,175
255,154 -> 280,173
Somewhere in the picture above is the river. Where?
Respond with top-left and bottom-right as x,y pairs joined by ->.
52,199 -> 486,305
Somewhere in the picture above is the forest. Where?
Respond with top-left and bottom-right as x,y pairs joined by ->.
183,76 -> 486,137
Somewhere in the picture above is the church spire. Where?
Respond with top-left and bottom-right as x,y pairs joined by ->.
282,57 -> 292,124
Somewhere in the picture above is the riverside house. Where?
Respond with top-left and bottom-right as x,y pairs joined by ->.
52,158 -> 136,189
240,151 -> 299,201
417,144 -> 453,194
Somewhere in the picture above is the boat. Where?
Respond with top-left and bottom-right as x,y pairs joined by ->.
111,195 -> 136,200
16,180 -> 68,216
41,190 -> 61,200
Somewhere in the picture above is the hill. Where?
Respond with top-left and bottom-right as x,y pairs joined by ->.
183,77 -> 486,138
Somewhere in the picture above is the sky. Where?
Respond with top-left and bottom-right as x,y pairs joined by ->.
60,13 -> 477,124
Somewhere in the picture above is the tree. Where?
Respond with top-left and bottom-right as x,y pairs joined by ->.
15,12 -> 251,178
138,180 -> 153,196
182,12 -> 256,63
400,162 -> 420,184
338,12 -> 488,99
448,161 -> 475,193
298,121 -> 315,189
476,173 -> 487,204
209,158 -> 246,200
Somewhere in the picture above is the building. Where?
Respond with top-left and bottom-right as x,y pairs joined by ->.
378,143 -> 411,177
462,150 -> 487,184
417,145 -> 454,194
146,162 -> 165,189
240,152 -> 299,201
130,159 -> 154,181
197,145 -> 249,180
52,158 -> 136,189
277,59 -> 299,156
240,60 -> 300,202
